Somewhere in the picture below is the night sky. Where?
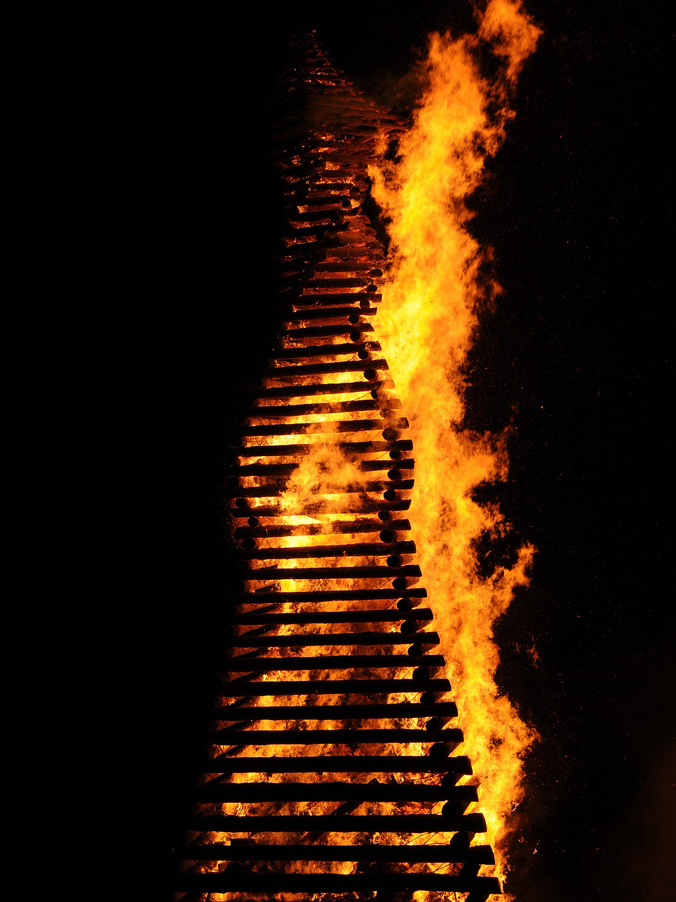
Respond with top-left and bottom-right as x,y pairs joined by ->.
41,3 -> 672,901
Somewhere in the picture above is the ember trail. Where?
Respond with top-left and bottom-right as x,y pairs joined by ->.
176,4 -> 540,899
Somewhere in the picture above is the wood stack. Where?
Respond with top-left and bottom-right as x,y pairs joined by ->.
175,33 -> 500,902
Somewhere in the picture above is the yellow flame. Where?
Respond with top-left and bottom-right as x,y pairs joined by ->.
369,0 -> 541,886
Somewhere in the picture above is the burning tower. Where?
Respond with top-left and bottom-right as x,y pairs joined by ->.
176,12 -> 541,899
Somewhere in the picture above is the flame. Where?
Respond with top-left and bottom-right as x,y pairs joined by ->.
368,0 -> 541,885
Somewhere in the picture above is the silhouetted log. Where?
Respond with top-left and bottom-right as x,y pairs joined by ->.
237,588 -> 427,603
290,292 -> 383,307
242,540 -> 416,560
182,843 -> 495,863
278,322 -> 374,340
230,498 -> 411,517
226,630 -> 439,649
268,340 -> 382,359
203,753 -> 471,774
218,677 -> 449,697
230,608 -> 432,625
230,460 -> 412,477
262,358 -> 387,378
241,563 -> 420,581
187,813 -> 486,835
282,305 -> 378,321
252,376 -> 389,400
210,700 -> 457,721
194,782 -> 477,804
235,518 -> 411,537
245,398 -> 399,416
208,727 -> 463,744
229,478 -> 414,497
239,416 -> 407,436
223,653 -> 443,673
236,439 -> 412,457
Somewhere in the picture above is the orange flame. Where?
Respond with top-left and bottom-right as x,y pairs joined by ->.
369,0 -> 541,886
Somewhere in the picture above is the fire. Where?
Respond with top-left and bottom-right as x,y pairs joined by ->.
178,12 -> 542,900
369,0 -> 541,882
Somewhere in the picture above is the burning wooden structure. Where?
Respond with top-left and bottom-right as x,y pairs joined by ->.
176,33 -> 502,901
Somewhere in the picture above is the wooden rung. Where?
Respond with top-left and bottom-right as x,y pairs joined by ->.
229,498 -> 412,517
262,358 -> 388,378
223,653 -> 444,672
230,608 -> 431,625
237,588 -> 427,603
203,753 -> 469,773
187,812 -> 487,835
282,305 -> 378,321
208,727 -> 463,745
231,479 -> 415,498
234,518 -> 411,537
267,341 -> 381,359
228,631 -> 439,649
245,399 -> 399,417
181,843 -> 494,864
194,782 -> 476,804
290,292 -> 382,306
252,378 -> 392,400
241,563 -> 421,580
243,540 -> 416,560
236,439 -> 412,457
297,277 -> 377,289
210,700 -> 457,721
217,677 -> 447,698
239,416 -> 407,437
279,322 -> 374,339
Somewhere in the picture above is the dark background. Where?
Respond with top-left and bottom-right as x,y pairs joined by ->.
32,2 -> 672,900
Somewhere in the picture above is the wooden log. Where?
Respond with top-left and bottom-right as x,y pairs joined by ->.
310,262 -> 382,274
208,727 -> 462,745
227,631 -> 439,649
236,588 -> 427,603
203,753 -> 470,774
194,782 -> 476,804
210,701 -> 457,721
241,563 -> 420,580
181,842 -> 494,864
252,378 -> 392,401
262,358 -> 388,378
267,340 -> 382,359
239,416 -> 407,437
298,277 -> 377,289
282,305 -> 378,321
236,439 -> 412,457
242,540 -> 416,560
246,398 -> 398,417
230,608 -> 431,625
231,479 -> 414,499
231,459 -> 413,477
218,677 -> 448,698
234,518 -> 411,538
187,813 -> 486,835
279,322 -> 374,340
222,653 -> 444,672
229,498 -> 411,517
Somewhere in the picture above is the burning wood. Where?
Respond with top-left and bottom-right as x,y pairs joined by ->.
176,7 -> 542,898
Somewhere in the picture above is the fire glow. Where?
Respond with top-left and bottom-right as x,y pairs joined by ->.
177,3 -> 541,900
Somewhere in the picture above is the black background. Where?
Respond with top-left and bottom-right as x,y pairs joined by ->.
30,2 -> 673,900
